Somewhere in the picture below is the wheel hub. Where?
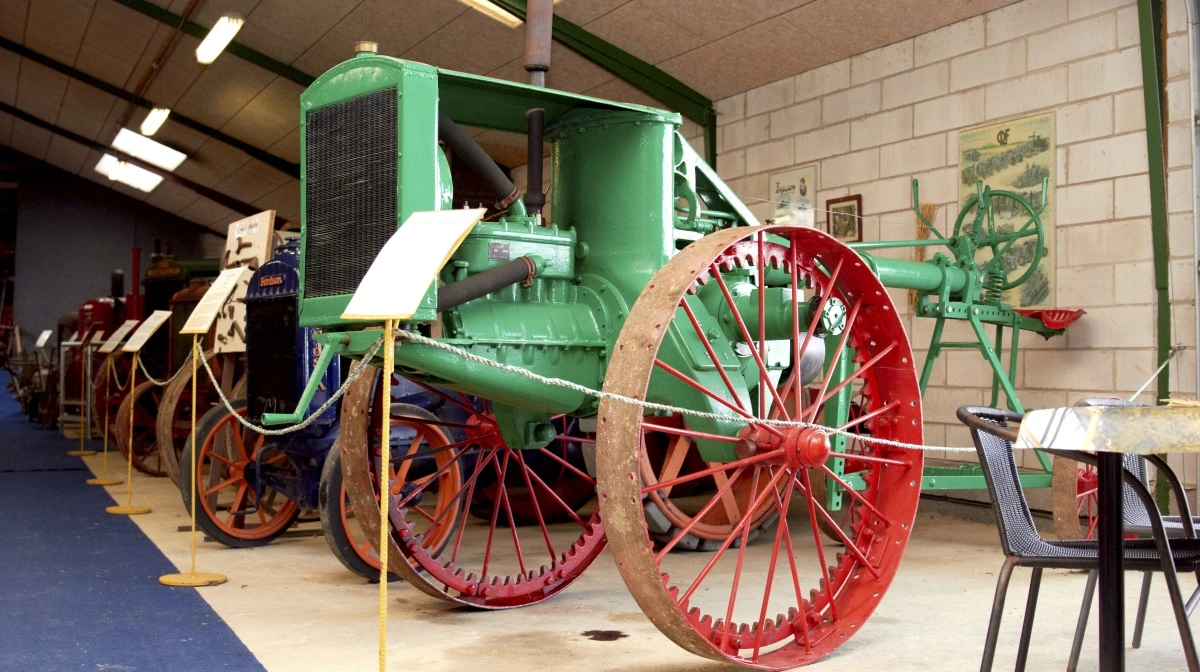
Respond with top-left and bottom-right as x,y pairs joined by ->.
737,424 -> 831,469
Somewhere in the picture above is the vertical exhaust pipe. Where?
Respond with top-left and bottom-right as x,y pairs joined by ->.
523,0 -> 552,216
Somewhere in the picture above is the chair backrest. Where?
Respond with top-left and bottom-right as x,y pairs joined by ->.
1075,398 -> 1153,527
957,405 -> 1040,558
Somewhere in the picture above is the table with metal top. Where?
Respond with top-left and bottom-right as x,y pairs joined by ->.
1017,405 -> 1200,672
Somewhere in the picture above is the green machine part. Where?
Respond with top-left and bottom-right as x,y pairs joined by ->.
270,48 -> 831,459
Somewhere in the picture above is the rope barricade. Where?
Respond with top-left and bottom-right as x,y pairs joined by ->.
137,354 -> 191,387
199,336 -> 385,436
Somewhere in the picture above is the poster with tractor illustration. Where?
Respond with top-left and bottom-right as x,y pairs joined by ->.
958,113 -> 1055,309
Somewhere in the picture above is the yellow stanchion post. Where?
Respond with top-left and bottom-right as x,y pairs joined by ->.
378,318 -> 395,672
67,343 -> 96,456
87,356 -> 122,486
106,351 -> 151,516
160,336 -> 226,587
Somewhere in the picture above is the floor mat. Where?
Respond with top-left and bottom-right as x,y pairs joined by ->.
0,371 -> 265,671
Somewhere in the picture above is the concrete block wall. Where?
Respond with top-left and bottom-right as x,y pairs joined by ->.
695,0 -> 1197,473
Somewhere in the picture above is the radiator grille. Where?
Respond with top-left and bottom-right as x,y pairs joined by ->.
304,86 -> 398,299
246,298 -> 298,423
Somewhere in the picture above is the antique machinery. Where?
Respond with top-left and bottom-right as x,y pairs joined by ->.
261,23 -> 930,666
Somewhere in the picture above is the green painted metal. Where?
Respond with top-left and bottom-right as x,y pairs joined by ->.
488,0 -> 716,165
1136,0 -> 1173,513
0,37 -> 299,178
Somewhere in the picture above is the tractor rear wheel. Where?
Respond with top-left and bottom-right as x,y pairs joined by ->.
113,381 -> 166,477
598,224 -> 924,668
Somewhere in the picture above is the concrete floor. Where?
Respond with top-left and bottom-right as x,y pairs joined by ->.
81,451 -> 1195,672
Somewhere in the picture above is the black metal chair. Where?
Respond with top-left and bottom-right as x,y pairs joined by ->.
957,405 -> 1200,672
1067,398 -> 1200,670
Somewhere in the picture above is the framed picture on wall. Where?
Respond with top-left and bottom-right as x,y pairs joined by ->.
826,194 -> 862,243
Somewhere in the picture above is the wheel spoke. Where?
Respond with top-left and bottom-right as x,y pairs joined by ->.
680,299 -> 751,415
448,445 -> 499,565
514,450 -> 557,562
809,341 -> 897,422
202,475 -> 240,497
753,473 -> 800,661
536,445 -> 596,485
654,359 -> 761,427
719,465 -> 761,651
491,452 -> 528,577
818,464 -> 892,528
708,263 -> 790,421
837,401 -> 899,433
520,456 -> 588,528
656,435 -> 692,498
642,446 -> 782,495
678,467 -> 789,606
803,297 -> 861,422
796,469 -> 837,622
641,419 -> 745,444
796,474 -> 881,580
480,450 -> 511,578
707,466 -> 742,522
655,464 -> 749,561
394,431 -> 423,484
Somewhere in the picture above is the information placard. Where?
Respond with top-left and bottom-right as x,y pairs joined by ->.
81,326 -> 104,348
35,330 -> 52,349
342,209 -> 486,320
99,320 -> 141,354
122,311 -> 173,353
182,267 -> 246,335
214,210 -> 275,354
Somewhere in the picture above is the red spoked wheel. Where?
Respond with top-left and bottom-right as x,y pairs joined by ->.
1052,456 -> 1100,539
340,370 -> 606,609
598,224 -> 923,668
468,411 -> 597,526
181,398 -> 300,548
113,381 -> 167,477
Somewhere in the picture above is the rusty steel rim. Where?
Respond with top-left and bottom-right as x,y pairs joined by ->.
156,350 -> 243,485
340,371 -> 605,609
114,380 -> 167,477
598,225 -> 923,668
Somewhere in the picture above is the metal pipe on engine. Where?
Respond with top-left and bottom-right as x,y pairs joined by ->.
523,0 -> 552,216
436,256 -> 538,312
437,113 -> 523,214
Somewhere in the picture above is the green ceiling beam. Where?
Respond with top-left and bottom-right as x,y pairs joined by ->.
0,36 -> 300,178
490,0 -> 716,164
0,99 -> 256,234
115,0 -> 718,165
113,0 -> 314,87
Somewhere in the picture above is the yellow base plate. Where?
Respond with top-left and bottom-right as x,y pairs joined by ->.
106,505 -> 151,515
67,450 -> 97,456
86,477 -> 123,486
159,571 -> 227,587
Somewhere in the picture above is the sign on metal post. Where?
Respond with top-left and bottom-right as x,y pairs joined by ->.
99,320 -> 140,354
34,330 -> 52,349
342,208 -> 485,320
182,267 -> 246,335
122,311 -> 173,353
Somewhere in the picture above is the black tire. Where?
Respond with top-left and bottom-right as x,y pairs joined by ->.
319,437 -> 401,583
181,398 -> 300,548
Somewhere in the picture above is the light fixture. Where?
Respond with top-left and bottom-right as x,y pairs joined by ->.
95,154 -> 164,192
195,13 -> 244,64
456,0 -> 522,28
111,128 -> 186,171
140,107 -> 171,136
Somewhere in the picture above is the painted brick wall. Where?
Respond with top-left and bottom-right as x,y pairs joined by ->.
698,0 -> 1197,477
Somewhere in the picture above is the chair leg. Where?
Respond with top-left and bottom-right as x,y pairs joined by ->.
1067,570 -> 1098,672
1158,553 -> 1200,671
1015,567 -> 1042,672
982,558 -> 1018,672
1132,572 -> 1153,649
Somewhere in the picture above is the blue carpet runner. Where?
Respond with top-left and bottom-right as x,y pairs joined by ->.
0,371 -> 264,670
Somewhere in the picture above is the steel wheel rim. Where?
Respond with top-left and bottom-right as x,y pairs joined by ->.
196,408 -> 299,540
375,385 -> 604,609
598,225 -> 923,668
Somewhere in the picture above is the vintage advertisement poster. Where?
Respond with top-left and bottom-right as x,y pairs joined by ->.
958,113 -> 1055,309
770,165 -> 817,227
214,211 -> 275,354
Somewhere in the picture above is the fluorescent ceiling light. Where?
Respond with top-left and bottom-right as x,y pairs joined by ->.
111,128 -> 186,171
95,154 -> 163,193
195,13 -> 244,64
140,107 -> 170,136
456,0 -> 521,28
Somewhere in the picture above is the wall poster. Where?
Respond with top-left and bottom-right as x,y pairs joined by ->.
770,165 -> 817,228
958,113 -> 1055,309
